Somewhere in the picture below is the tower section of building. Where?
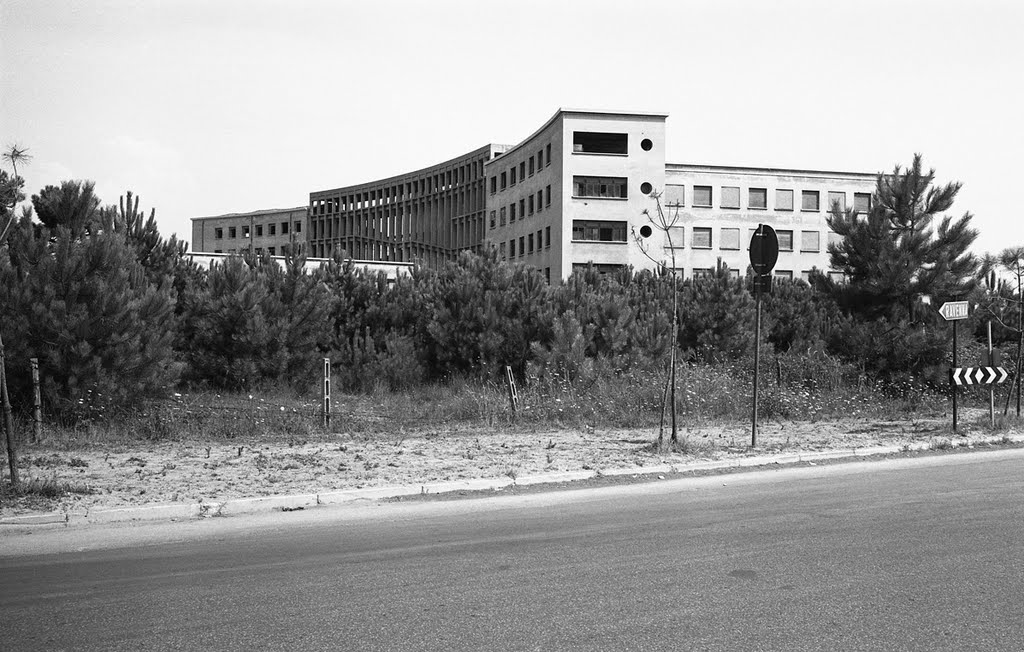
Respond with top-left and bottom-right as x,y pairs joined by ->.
485,109 -> 667,281
307,145 -> 503,267
662,165 -> 877,281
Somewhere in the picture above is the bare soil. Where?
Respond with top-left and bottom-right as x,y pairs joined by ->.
0,409 -> 1014,518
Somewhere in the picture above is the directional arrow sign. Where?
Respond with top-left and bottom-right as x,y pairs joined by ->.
939,301 -> 969,321
950,366 -> 1009,386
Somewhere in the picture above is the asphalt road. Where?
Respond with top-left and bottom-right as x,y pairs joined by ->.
3,449 -> 1024,651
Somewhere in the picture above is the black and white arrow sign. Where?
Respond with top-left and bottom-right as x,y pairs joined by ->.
950,366 -> 1009,386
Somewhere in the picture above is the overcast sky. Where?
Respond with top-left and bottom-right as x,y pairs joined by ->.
2,0 -> 1021,257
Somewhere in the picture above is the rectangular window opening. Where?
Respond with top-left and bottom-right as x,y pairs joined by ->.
571,220 -> 627,242
693,186 -> 712,207
573,176 -> 627,199
572,131 -> 628,155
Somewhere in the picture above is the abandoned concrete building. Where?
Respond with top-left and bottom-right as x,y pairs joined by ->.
192,108 -> 877,281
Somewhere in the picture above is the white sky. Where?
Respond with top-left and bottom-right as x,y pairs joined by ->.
2,0 -> 1021,257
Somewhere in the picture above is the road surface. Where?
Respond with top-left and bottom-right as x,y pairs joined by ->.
3,449 -> 1024,650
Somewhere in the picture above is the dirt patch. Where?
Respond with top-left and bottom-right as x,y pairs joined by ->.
0,409 -> 1016,518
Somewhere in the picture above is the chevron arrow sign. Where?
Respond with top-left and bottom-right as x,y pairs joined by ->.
950,366 -> 1009,386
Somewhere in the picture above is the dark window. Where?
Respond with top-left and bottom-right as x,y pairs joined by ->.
545,226 -> 551,247
572,220 -> 627,242
490,177 -> 497,194
501,172 -> 507,190
528,233 -> 534,253
802,190 -> 820,211
511,167 -> 517,185
528,196 -> 534,215
519,198 -> 525,217
692,227 -> 712,248
268,247 -> 276,255
269,224 -> 276,236
572,131 -> 628,155
509,238 -> 515,257
545,185 -> 551,206
294,222 -> 301,233
749,188 -> 767,209
500,207 -> 506,226
510,203 -> 516,222
229,227 -> 236,238
518,236 -> 525,256
529,156 -> 535,176
854,192 -> 872,214
215,228 -> 223,239
573,176 -> 627,199
281,222 -> 289,234
519,162 -> 526,180
545,144 -> 551,166
693,186 -> 712,207
537,190 -> 544,212
256,225 -> 263,237
490,210 -> 496,228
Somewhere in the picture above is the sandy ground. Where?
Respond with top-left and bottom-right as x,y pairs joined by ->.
0,409 -> 1014,518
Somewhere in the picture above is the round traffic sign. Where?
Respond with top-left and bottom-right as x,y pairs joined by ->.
749,224 -> 779,275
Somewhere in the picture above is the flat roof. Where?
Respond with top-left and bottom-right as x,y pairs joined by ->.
311,144 -> 497,197
666,162 -> 878,180
486,107 -> 669,165
191,206 -> 307,222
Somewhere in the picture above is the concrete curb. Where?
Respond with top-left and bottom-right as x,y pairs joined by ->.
3,433 -> 1020,529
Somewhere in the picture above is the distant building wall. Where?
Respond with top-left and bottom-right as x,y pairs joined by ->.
186,253 -> 413,281
662,165 -> 877,282
191,207 -> 307,255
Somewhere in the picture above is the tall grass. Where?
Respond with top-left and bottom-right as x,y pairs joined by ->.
8,354 -> 991,448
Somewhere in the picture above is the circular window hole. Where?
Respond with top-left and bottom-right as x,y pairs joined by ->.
639,225 -> 653,238
641,138 -> 653,151
641,182 -> 653,195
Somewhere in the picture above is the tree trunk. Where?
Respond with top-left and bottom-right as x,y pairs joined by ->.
670,271 -> 678,444
0,328 -> 19,487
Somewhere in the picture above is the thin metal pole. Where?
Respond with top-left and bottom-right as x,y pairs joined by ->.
752,286 -> 761,447
988,321 -> 995,428
323,358 -> 331,429
952,319 -> 958,434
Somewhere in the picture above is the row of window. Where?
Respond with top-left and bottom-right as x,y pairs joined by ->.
214,222 -> 301,239
500,226 -> 553,259
689,268 -> 845,283
212,247 -> 281,255
669,226 -> 839,252
491,143 -> 553,194
490,185 -> 553,228
663,185 -> 871,213
566,221 -> 840,252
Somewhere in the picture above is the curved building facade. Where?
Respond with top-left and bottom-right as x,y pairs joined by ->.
306,145 -> 505,267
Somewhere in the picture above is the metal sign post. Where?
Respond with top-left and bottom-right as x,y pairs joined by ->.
939,301 -> 969,433
748,224 -> 779,447
322,358 -> 331,429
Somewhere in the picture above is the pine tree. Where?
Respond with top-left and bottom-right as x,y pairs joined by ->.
0,219 -> 178,421
827,154 -> 979,322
